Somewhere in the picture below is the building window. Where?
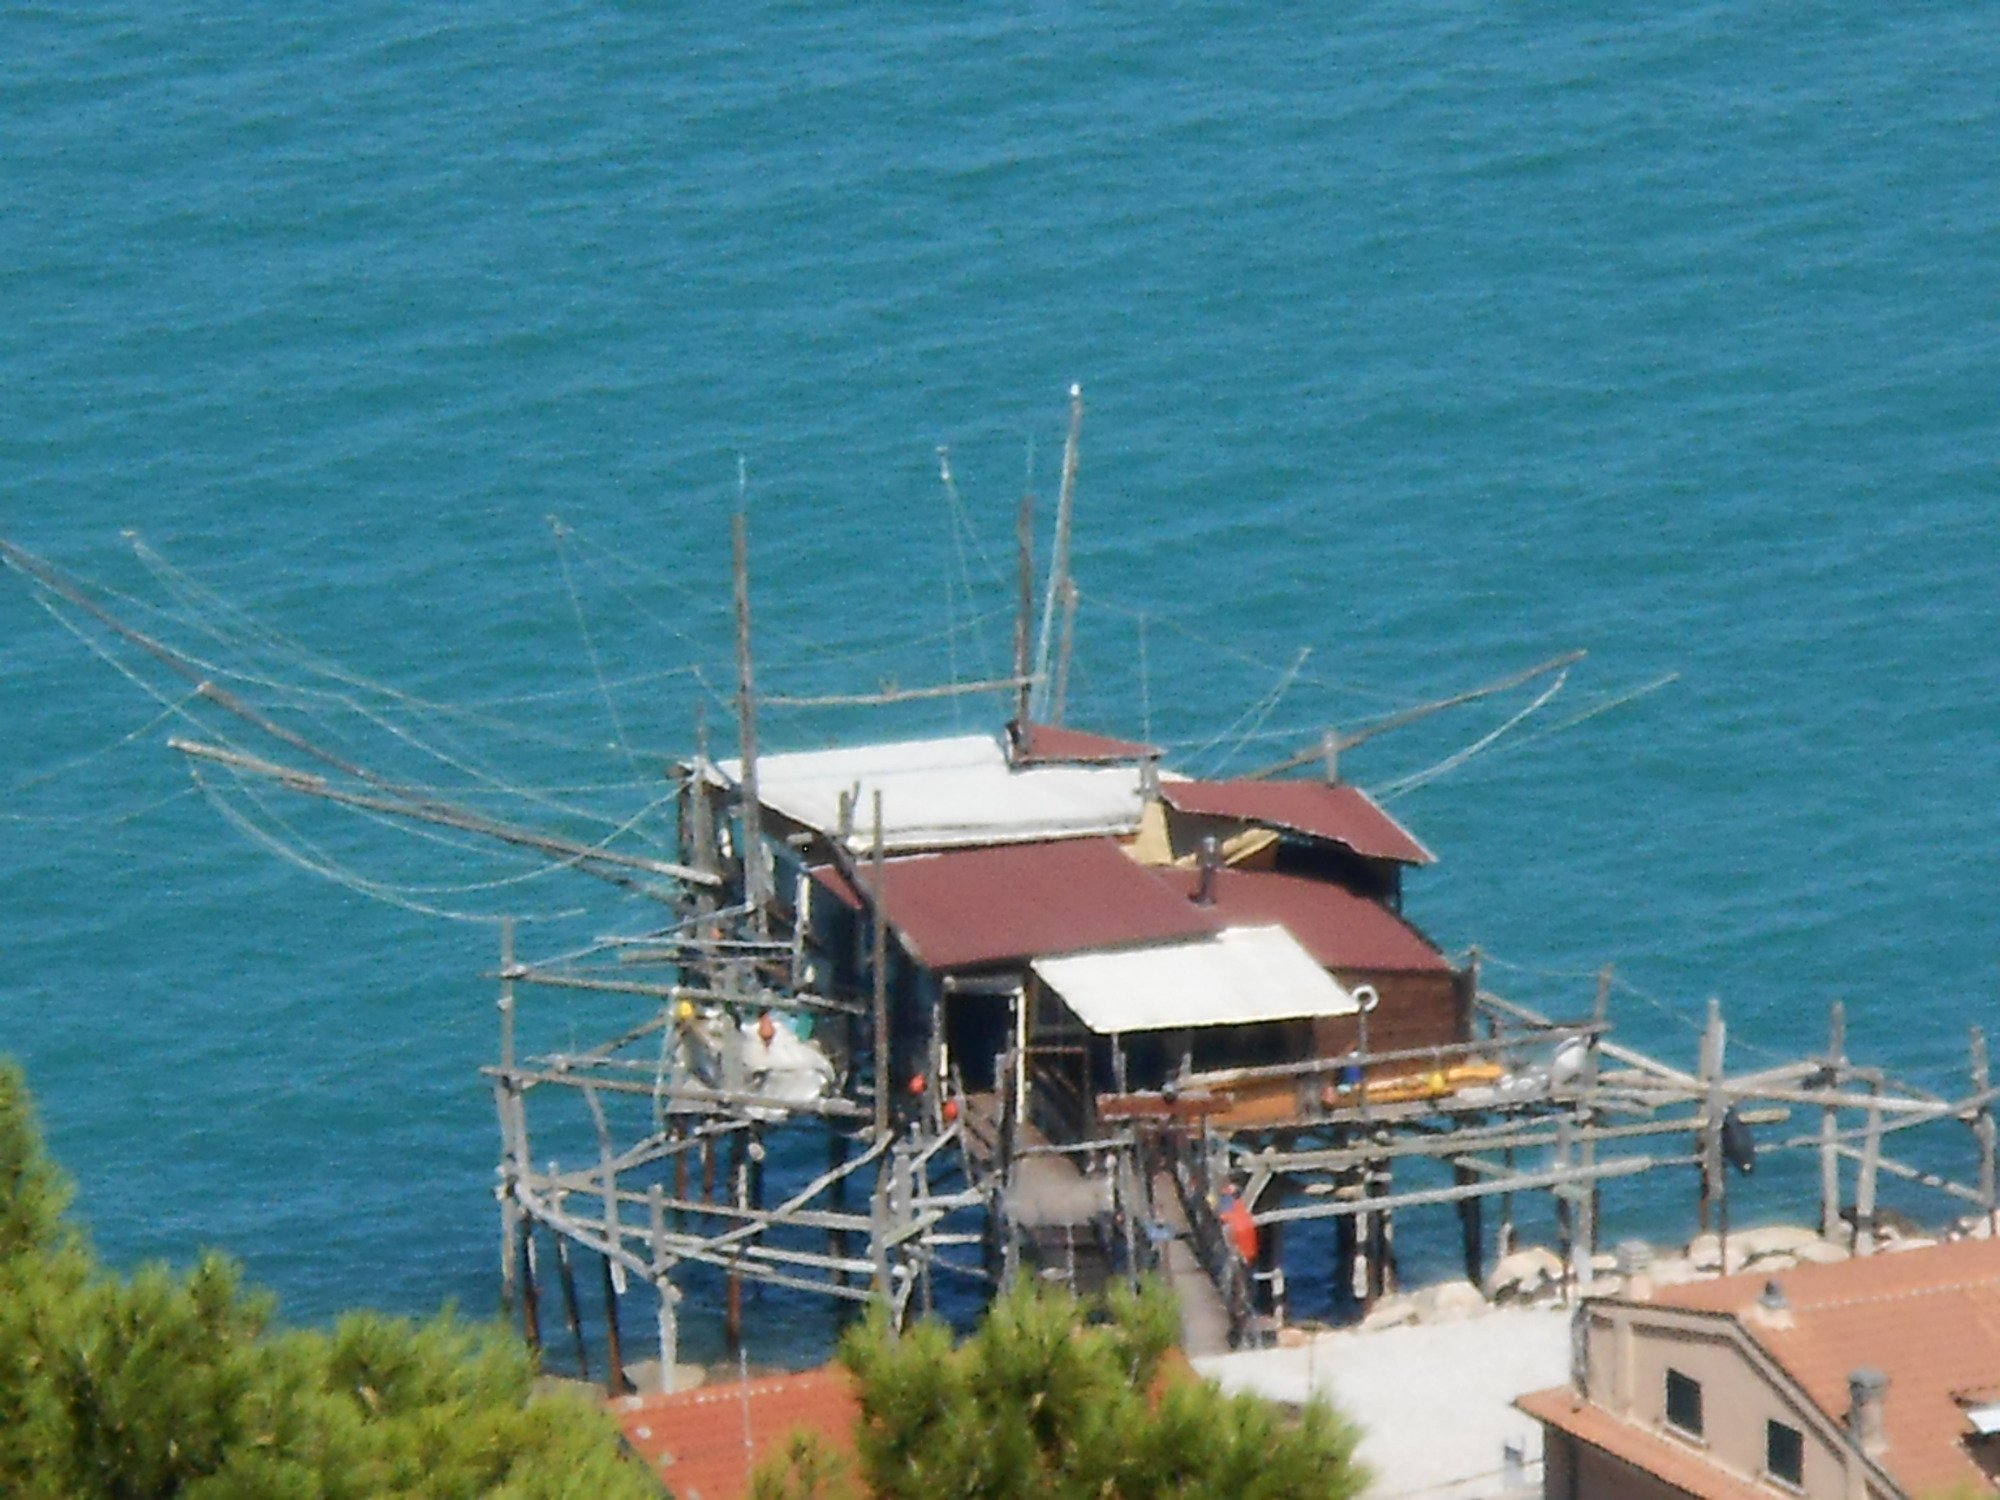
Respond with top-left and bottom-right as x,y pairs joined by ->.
1665,1369 -> 1704,1437
1767,1420 -> 1804,1487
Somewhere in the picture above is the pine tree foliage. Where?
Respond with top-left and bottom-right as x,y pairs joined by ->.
0,1059 -> 659,1500
753,1280 -> 1367,1500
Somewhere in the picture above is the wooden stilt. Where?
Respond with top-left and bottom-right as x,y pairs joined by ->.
556,1235 -> 589,1381
1014,495 -> 1034,727
1697,1000 -> 1725,1238
871,792 -> 890,1146
1973,1027 -> 1997,1237
518,1217 -> 543,1356
1855,1084 -> 1883,1255
1820,1001 -> 1845,1241
828,1131 -> 850,1287
649,1184 -> 676,1391
1334,1191 -> 1359,1307
725,1130 -> 747,1351
1555,1117 -> 1576,1298
731,510 -> 770,935
1364,1159 -> 1391,1304
500,1191 -> 519,1318
497,918 -> 520,1316
601,1252 -> 630,1396
1454,1160 -> 1484,1285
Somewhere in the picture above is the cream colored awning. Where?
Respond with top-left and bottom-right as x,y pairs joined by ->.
1031,925 -> 1358,1035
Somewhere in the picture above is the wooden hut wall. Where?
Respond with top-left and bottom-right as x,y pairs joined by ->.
1309,969 -> 1466,1073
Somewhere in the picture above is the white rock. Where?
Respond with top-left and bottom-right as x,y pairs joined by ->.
1649,1255 -> 1702,1286
1887,1236 -> 1939,1254
1686,1232 -> 1722,1269
1484,1246 -> 1563,1300
1360,1294 -> 1418,1332
1791,1239 -> 1851,1265
1423,1280 -> 1489,1322
1743,1251 -> 1797,1274
1734,1224 -> 1822,1260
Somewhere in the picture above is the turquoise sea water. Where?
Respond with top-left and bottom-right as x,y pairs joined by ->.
3,6 -> 1997,1362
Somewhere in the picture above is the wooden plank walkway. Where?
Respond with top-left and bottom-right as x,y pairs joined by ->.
1150,1169 -> 1233,1357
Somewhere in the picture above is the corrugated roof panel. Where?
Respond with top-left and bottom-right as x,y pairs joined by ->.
1153,867 -> 1451,974
1162,780 -> 1436,865
812,839 -> 1220,971
716,733 -> 1146,852
1032,926 -> 1358,1035
1009,721 -> 1159,765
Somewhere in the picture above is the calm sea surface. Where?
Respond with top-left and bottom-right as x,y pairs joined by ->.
3,5 -> 1997,1363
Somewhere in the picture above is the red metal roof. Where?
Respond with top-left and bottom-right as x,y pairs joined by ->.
1153,866 -> 1451,975
1160,780 -> 1435,865
1009,720 -> 1159,765
811,838 -> 1221,971
614,1367 -> 859,1500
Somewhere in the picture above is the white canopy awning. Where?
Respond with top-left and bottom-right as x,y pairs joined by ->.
1031,925 -> 1358,1035
713,733 -> 1148,853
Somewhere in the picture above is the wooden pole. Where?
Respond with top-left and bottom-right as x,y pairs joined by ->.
828,1130 -> 851,1288
872,791 -> 890,1145
518,1217 -> 543,1356
1334,1181 -> 1359,1305
1033,383 -> 1082,717
601,1253 -> 630,1395
1578,967 -> 1609,1290
731,511 -> 770,935
650,1183 -> 676,1390
1555,1117 -> 1576,1298
555,1235 -> 589,1381
1821,1000 -> 1845,1240
1051,579 -> 1079,727
1454,1159 -> 1484,1285
1697,999 -> 1725,1237
1855,1082 -> 1883,1255
498,919 -> 519,1315
1364,1158 -> 1392,1304
1014,494 -> 1034,728
1973,1026 -> 1997,1236
725,1129 -> 747,1350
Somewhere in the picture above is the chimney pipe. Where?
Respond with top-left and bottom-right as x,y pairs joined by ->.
1194,835 -> 1220,905
1847,1367 -> 1889,1455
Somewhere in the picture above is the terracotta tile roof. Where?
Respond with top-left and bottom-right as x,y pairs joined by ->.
1009,720 -> 1159,765
1516,1386 -> 1776,1500
809,837 -> 1220,970
1160,780 -> 1436,866
1651,1238 -> 2000,1497
1151,866 -> 1451,974
613,1367 -> 859,1500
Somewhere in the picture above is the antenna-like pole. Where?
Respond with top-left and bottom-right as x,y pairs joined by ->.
1032,384 -> 1082,717
732,502 -> 770,936
1013,493 -> 1034,730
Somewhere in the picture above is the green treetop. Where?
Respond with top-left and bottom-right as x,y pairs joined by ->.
0,1059 -> 659,1500
755,1279 -> 1367,1500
